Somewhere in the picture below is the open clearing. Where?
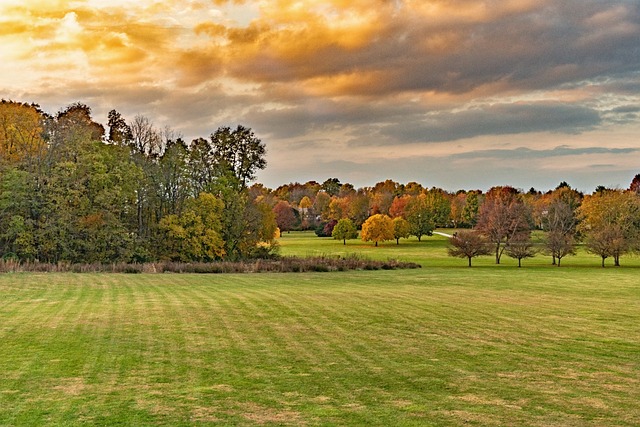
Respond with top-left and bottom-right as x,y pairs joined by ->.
1,232 -> 639,426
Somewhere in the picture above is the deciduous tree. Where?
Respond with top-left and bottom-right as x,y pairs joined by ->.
107,109 -> 132,146
545,231 -> 576,267
156,139 -> 191,217
583,225 -> 625,268
298,195 -> 314,229
424,188 -> 451,227
505,233 -> 536,267
630,174 -> 640,194
159,192 -> 225,261
389,195 -> 411,218
476,186 -> 531,264
332,218 -> 358,245
361,214 -> 394,246
321,178 -> 341,196
578,190 -> 640,266
462,191 -> 481,226
450,192 -> 467,228
541,186 -> 581,264
209,125 -> 266,190
54,103 -> 105,145
130,114 -> 161,157
405,195 -> 435,242
328,197 -> 350,220
448,230 -> 491,267
0,101 -> 46,169
313,191 -> 332,221
273,200 -> 297,232
392,217 -> 411,245
348,191 -> 370,227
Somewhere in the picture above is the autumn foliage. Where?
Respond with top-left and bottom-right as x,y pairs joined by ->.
3,99 -> 640,267
361,214 -> 394,246
448,231 -> 491,267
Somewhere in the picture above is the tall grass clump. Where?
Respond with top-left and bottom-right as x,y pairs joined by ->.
0,256 -> 420,274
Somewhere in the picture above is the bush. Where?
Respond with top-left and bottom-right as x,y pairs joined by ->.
0,256 -> 421,274
123,265 -> 143,274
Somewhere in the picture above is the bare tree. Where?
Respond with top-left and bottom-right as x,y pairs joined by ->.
584,224 -> 627,268
129,114 -> 162,157
541,186 -> 581,265
505,233 -> 536,267
545,230 -> 576,267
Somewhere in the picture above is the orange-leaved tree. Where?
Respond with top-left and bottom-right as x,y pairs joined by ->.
578,189 -> 640,267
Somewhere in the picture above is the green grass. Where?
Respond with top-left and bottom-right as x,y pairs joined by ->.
1,232 -> 639,425
278,230 -> 640,268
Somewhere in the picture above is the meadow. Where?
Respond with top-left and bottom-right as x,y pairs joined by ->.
1,232 -> 639,426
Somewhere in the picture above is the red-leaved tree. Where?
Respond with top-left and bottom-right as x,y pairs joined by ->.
476,186 -> 531,264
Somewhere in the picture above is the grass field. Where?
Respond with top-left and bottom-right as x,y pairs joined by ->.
1,232 -> 639,426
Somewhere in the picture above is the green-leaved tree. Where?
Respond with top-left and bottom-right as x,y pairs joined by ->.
332,218 -> 358,245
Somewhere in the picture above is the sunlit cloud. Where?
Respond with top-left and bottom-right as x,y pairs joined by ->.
1,0 -> 638,191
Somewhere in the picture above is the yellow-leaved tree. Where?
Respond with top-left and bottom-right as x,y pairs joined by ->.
578,189 -> 640,267
361,214 -> 394,246
159,192 -> 225,261
0,101 -> 46,169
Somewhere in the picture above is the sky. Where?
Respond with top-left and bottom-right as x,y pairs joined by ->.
1,0 -> 639,193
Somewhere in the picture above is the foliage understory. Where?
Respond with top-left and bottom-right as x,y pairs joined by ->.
0,255 -> 421,274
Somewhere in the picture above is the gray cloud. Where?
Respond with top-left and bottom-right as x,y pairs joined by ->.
264,145 -> 638,193
375,103 -> 602,144
450,145 -> 639,160
229,1 -> 640,97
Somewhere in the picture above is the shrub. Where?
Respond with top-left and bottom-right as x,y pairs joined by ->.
0,256 -> 421,274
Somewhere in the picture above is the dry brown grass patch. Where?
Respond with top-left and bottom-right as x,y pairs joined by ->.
191,406 -> 221,423
240,402 -> 306,425
52,377 -> 86,396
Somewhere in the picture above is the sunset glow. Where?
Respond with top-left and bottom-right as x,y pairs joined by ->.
2,0 -> 639,191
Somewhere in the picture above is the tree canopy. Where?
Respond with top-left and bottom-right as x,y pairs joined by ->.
0,101 -> 275,263
361,214 -> 394,246
2,99 -> 640,268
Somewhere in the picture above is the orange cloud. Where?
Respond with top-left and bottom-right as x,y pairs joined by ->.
1,0 -> 639,196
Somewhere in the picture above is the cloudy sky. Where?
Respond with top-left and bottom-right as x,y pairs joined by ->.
2,0 -> 639,192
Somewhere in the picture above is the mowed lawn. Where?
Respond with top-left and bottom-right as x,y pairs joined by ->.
1,233 -> 639,426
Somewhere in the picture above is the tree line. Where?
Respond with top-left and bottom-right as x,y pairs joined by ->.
0,100 -> 275,263
265,177 -> 640,268
447,184 -> 640,267
2,99 -> 639,266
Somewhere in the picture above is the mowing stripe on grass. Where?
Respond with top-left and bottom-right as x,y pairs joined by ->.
1,270 -> 639,426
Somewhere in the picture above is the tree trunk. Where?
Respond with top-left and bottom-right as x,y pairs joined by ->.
557,257 -> 561,267
518,258 -> 521,268
396,238 -> 399,245
602,256 -> 606,268
614,255 -> 620,267
343,239 -> 346,245
495,243 -> 501,264
375,241 -> 378,247
552,255 -> 556,265
468,257 -> 472,267
137,194 -> 144,237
